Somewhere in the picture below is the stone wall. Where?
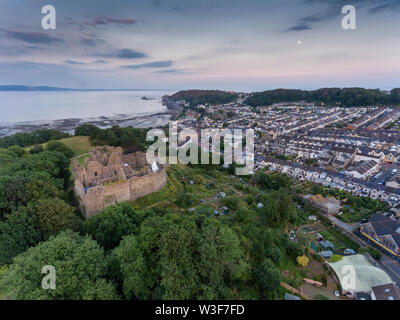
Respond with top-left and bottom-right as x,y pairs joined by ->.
129,167 -> 168,201
73,146 -> 168,218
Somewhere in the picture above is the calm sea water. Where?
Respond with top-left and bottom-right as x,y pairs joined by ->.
0,90 -> 173,123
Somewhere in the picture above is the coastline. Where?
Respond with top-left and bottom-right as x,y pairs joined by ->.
162,96 -> 183,120
0,97 -> 183,137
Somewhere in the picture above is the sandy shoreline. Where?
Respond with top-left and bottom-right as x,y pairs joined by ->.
0,97 -> 182,137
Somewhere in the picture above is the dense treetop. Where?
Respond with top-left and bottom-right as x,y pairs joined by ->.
0,231 -> 117,300
168,88 -> 400,108
245,88 -> 400,107
169,90 -> 239,107
74,124 -> 148,152
0,129 -> 69,148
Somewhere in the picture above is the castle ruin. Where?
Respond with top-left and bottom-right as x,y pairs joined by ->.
72,146 -> 167,218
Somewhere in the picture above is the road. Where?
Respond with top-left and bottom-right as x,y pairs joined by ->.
380,255 -> 400,286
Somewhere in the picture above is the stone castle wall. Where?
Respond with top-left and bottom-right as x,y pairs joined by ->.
73,146 -> 167,218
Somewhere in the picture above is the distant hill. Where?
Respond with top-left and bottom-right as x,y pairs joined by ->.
0,85 -> 75,91
169,90 -> 239,107
0,85 -> 168,92
245,88 -> 400,107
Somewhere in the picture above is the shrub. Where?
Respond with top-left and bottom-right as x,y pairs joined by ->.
176,192 -> 195,207
296,255 -> 309,267
358,246 -> 382,261
29,144 -> 44,154
329,255 -> 343,263
46,140 -> 74,158
222,196 -> 241,210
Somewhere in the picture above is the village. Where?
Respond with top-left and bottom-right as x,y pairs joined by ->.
165,96 -> 400,300
175,97 -> 400,205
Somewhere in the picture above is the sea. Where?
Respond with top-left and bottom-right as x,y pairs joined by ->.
0,90 -> 174,136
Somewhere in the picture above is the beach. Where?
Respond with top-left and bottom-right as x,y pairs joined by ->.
0,91 -> 181,137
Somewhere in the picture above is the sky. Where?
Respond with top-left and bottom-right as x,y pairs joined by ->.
0,0 -> 400,91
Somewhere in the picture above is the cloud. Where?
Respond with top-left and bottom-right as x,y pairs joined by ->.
368,1 -> 400,14
121,60 -> 173,69
4,30 -> 63,44
104,18 -> 140,25
70,17 -> 141,28
93,60 -> 109,64
65,60 -> 111,65
151,0 -> 209,13
97,49 -> 147,59
0,61 -> 73,71
80,37 -> 105,47
64,60 -> 87,65
286,0 -> 400,32
285,24 -> 312,32
24,46 -> 42,50
154,68 -> 190,74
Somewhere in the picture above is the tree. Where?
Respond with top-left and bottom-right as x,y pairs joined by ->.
25,171 -> 63,200
255,259 -> 281,299
151,214 -> 200,299
46,140 -> 74,158
175,192 -> 195,207
244,87 -> 400,108
170,90 -> 238,107
0,231 -> 118,300
296,231 -> 313,248
252,172 -> 290,190
0,148 -> 17,167
74,124 -> 100,137
285,240 -> 304,259
198,220 -> 249,299
13,151 -> 71,190
7,145 -> 26,158
296,255 -> 309,267
233,208 -> 250,223
32,198 -> 82,239
0,208 -> 42,266
0,168 -> 63,218
111,214 -> 200,300
0,173 -> 31,216
222,196 -> 241,210
0,129 -> 68,149
197,205 -> 214,216
259,188 -> 297,227
110,234 -> 148,299
29,144 -> 44,155
265,246 -> 283,264
85,203 -> 143,250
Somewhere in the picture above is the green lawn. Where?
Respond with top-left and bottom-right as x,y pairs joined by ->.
25,135 -> 92,159
58,136 -> 92,157
319,227 -> 359,251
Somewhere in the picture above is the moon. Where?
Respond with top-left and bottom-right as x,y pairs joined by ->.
297,40 -> 302,45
